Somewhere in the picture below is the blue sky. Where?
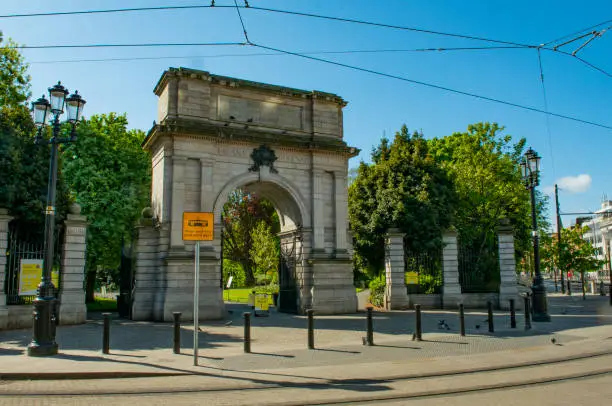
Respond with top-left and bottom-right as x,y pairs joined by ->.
2,0 -> 611,228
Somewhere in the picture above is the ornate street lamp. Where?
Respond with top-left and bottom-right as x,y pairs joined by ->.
28,82 -> 86,356
520,147 -> 551,322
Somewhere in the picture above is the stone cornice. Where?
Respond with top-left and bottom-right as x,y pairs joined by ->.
153,67 -> 348,106
143,118 -> 360,158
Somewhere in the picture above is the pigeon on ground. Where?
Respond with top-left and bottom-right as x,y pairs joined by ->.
551,337 -> 558,345
224,320 -> 233,327
438,320 -> 451,331
475,324 -> 481,330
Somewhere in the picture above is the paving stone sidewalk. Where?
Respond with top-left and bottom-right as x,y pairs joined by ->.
0,294 -> 610,379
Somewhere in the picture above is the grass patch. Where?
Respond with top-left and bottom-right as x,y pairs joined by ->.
224,288 -> 275,304
87,297 -> 117,312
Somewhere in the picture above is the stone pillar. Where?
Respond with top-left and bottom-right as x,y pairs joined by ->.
312,170 -> 325,253
200,158 -> 214,211
442,229 -> 462,308
170,156 -> 186,248
58,205 -> 88,325
498,220 -> 521,310
333,171 -> 348,257
0,209 -> 13,330
384,229 -> 409,310
131,211 -> 160,320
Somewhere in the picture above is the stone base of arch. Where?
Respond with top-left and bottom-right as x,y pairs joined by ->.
310,259 -> 357,314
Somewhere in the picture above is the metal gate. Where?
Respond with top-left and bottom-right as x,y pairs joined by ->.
278,230 -> 301,314
4,221 -> 62,305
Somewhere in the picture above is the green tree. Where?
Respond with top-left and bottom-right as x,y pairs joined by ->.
62,113 -> 151,302
250,221 -> 279,284
0,31 -> 30,109
0,31 -> 70,240
222,191 -> 279,286
428,123 -> 544,263
557,226 -> 605,299
349,125 -> 455,279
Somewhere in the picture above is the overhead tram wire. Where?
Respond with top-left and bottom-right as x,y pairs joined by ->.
18,42 -> 247,50
0,4 -> 531,48
542,19 -> 612,47
249,42 -> 612,131
233,0 -> 251,44
27,45 -> 529,64
536,48 -> 557,180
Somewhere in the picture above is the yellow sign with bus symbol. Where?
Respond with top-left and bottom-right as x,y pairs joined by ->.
182,212 -> 214,241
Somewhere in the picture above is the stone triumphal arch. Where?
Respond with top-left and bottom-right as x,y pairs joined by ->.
131,67 -> 358,321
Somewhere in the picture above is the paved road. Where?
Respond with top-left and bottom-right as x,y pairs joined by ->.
2,350 -> 610,405
355,375 -> 612,405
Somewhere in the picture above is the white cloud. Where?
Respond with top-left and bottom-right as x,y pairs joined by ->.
557,174 -> 592,194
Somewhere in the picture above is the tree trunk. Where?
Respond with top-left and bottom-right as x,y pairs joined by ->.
85,268 -> 96,303
581,271 -> 586,300
241,261 -> 256,287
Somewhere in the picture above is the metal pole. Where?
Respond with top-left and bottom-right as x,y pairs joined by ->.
28,118 -> 60,357
510,299 -> 516,328
459,304 -> 465,337
366,307 -> 374,346
243,312 -> 251,353
415,304 -> 422,341
487,301 -> 494,333
102,313 -> 111,354
173,312 -> 181,354
307,309 -> 314,349
524,296 -> 532,330
608,251 -> 612,306
193,241 -> 200,366
555,185 -> 565,294
530,186 -> 551,322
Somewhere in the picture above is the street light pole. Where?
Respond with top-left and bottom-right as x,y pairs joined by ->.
521,147 -> 551,322
27,82 -> 85,357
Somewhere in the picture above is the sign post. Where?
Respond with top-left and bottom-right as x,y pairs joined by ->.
193,241 -> 200,366
182,212 -> 214,367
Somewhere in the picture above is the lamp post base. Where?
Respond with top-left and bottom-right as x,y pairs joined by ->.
27,296 -> 59,357
27,342 -> 59,357
531,284 -> 551,322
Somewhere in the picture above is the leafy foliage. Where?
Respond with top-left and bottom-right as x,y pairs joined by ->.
0,32 -> 70,241
222,190 -> 279,286
250,220 -> 279,284
428,123 -> 536,260
0,32 -> 30,109
367,274 -> 386,308
62,114 -> 151,301
223,259 -> 246,288
349,125 -> 455,276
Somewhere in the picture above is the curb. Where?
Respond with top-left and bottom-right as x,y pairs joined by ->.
0,371 -> 188,381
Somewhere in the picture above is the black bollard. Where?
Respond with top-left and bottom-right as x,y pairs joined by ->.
173,312 -> 181,354
509,299 -> 516,329
459,304 -> 465,337
366,306 -> 374,346
487,301 -> 494,333
415,304 -> 422,341
243,312 -> 251,353
102,313 -> 111,354
307,309 -> 315,349
524,296 -> 532,330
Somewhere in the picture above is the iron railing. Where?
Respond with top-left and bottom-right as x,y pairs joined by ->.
404,248 -> 443,294
4,222 -> 62,305
458,240 -> 500,293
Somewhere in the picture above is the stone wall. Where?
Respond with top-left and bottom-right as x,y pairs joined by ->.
58,211 -> 88,325
1,206 -> 89,331
384,229 -> 409,310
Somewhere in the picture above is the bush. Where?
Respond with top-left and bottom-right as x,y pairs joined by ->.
254,284 -> 279,295
223,259 -> 246,288
368,274 -> 386,307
